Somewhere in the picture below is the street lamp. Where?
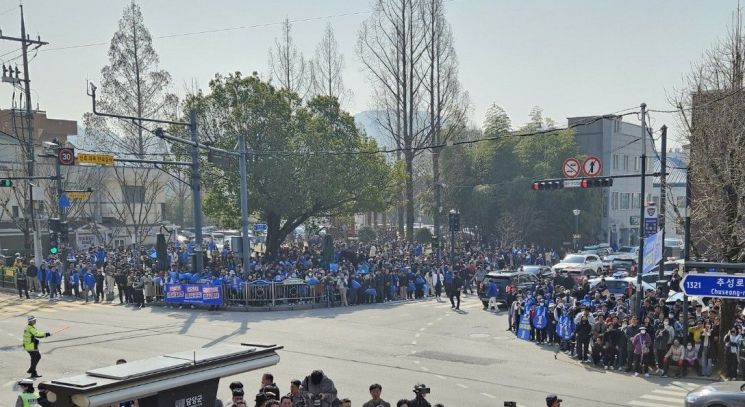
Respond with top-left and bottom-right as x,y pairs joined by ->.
572,209 -> 581,251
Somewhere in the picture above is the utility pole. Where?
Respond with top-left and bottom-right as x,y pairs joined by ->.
238,133 -> 251,273
0,5 -> 48,267
635,103 -> 647,318
681,163 -> 692,345
657,125 -> 667,282
53,142 -> 66,277
189,111 -> 204,274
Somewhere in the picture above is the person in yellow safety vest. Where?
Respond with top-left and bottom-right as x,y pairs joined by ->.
22,316 -> 50,378
15,378 -> 39,407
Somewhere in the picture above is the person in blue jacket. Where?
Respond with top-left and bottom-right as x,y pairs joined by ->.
47,265 -> 60,301
83,269 -> 95,303
70,268 -> 80,299
38,264 -> 48,297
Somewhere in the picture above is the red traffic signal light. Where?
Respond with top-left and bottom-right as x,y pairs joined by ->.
532,180 -> 563,190
580,177 -> 613,188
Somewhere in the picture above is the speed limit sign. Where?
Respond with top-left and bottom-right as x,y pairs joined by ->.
57,147 -> 75,166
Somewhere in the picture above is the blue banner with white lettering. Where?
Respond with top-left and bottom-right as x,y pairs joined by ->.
517,314 -> 532,341
532,305 -> 548,329
164,283 -> 222,305
642,231 -> 663,274
556,315 -> 575,340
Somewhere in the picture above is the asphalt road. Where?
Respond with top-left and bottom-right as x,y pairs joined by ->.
0,292 -> 707,407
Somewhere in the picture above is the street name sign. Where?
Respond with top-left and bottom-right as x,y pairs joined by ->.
67,191 -> 91,200
253,223 -> 267,232
563,179 -> 581,188
77,153 -> 114,165
681,273 -> 745,299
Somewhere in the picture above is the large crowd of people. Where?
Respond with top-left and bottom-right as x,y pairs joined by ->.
9,235 -> 745,386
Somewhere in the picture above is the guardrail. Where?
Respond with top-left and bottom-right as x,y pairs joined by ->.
153,281 -> 341,309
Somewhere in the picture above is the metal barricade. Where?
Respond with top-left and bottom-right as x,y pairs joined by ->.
245,283 -> 273,306
222,284 -> 246,307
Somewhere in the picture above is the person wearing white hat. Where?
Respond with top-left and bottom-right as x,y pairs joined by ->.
15,378 -> 39,407
22,316 -> 50,379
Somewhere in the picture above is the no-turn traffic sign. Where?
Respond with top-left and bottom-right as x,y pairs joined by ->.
583,156 -> 602,177
562,158 -> 581,178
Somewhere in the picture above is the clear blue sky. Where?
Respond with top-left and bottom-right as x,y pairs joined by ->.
0,0 -> 737,146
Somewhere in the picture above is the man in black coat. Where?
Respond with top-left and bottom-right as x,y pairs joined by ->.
449,273 -> 463,310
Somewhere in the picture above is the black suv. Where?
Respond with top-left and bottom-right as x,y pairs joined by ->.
477,270 -> 540,309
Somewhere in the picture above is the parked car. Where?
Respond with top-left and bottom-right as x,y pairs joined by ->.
551,254 -> 604,277
477,270 -> 540,309
608,258 -> 637,277
519,265 -> 552,277
588,277 -> 655,296
643,260 -> 684,286
582,244 -> 611,258
685,381 -> 745,407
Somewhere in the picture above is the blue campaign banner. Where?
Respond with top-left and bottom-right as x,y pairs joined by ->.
532,306 -> 548,329
165,283 -> 222,305
642,232 -> 663,274
516,314 -> 532,341
681,273 -> 745,299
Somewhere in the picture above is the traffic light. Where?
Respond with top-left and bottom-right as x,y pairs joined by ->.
49,232 -> 59,255
531,180 -> 563,190
448,211 -> 460,231
59,221 -> 69,242
580,177 -> 613,188
0,179 -> 12,187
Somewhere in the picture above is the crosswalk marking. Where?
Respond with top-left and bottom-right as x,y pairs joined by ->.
640,394 -> 683,403
626,381 -> 699,407
480,392 -> 496,399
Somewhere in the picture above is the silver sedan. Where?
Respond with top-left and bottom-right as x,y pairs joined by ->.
685,381 -> 745,407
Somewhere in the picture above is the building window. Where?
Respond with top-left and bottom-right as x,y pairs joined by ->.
623,155 -> 629,171
611,192 -> 619,210
620,193 -> 630,209
12,205 -> 19,218
160,203 -> 166,221
122,185 -> 145,204
602,194 -> 609,217
613,154 -> 619,170
634,157 -> 639,171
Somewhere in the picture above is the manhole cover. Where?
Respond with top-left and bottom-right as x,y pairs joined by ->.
469,333 -> 490,338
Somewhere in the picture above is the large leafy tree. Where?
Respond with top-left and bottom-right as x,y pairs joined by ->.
186,72 -> 399,257
442,105 -> 601,248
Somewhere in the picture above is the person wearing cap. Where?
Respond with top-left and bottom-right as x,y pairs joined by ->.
22,316 -> 50,378
545,394 -> 562,407
15,378 -> 39,407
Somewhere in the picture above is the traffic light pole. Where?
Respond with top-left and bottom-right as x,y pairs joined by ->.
657,125 -> 667,282
54,143 -> 66,277
636,103 -> 647,319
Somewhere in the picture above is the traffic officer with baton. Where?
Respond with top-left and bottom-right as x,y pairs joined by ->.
22,316 -> 50,378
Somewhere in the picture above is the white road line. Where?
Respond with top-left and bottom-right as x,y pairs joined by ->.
415,333 -> 421,338
427,322 -> 433,326
410,350 -> 417,354
640,394 -> 683,403
628,400 -> 680,407
413,361 -> 420,364
480,393 -> 496,399
419,327 -> 425,331
671,381 -> 699,391
420,366 -> 430,372
411,340 -> 417,345
653,389 -> 688,397
455,383 -> 468,389
435,375 -> 446,380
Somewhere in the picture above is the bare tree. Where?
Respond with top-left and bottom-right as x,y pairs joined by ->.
421,0 -> 467,246
358,0 -> 431,240
674,6 -> 745,373
107,166 -> 165,246
82,2 -> 175,245
308,23 -> 350,104
269,18 -> 307,97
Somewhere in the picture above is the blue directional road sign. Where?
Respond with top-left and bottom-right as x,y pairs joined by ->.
681,273 -> 745,299
253,223 -> 267,232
